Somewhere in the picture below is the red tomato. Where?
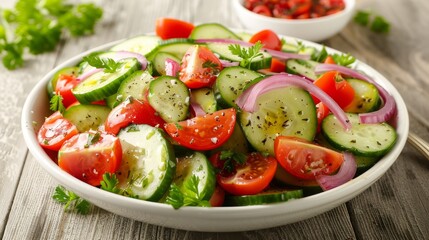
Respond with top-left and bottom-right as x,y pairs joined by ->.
58,131 -> 122,186
37,111 -> 79,151
104,97 -> 165,135
179,45 -> 223,89
214,152 -> 278,195
290,0 -> 312,17
270,58 -> 286,73
155,18 -> 194,40
316,102 -> 330,132
252,5 -> 272,17
313,71 -> 355,108
324,55 -> 336,64
209,184 -> 225,207
164,108 -> 236,151
55,74 -> 78,107
274,136 -> 344,180
249,29 -> 282,51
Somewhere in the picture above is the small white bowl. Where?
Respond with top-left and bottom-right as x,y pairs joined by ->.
232,0 -> 356,42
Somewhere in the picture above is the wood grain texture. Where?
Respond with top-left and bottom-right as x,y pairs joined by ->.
1,0 -> 428,239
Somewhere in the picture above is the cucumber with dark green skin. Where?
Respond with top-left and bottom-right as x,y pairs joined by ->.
344,78 -> 381,113
145,38 -> 196,61
110,35 -> 161,56
148,76 -> 190,123
72,58 -> 141,104
47,67 -> 79,98
286,59 -> 320,80
63,104 -> 111,132
189,23 -> 241,40
214,66 -> 262,108
322,113 -> 397,158
116,124 -> 176,202
225,187 -> 303,206
152,52 -> 181,76
115,70 -> 154,104
239,86 -> 317,156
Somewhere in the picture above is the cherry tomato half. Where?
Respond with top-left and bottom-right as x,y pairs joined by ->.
212,152 -> 278,196
179,45 -> 223,89
37,111 -> 78,151
104,97 -> 165,135
55,74 -> 78,108
313,71 -> 355,108
209,184 -> 226,207
164,108 -> 236,151
58,131 -> 122,186
270,58 -> 286,73
155,18 -> 195,40
249,29 -> 282,51
274,136 -> 344,180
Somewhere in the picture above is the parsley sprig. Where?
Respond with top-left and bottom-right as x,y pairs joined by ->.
49,94 -> 65,113
52,185 -> 91,214
100,173 -> 120,194
219,150 -> 246,173
0,0 -> 103,70
354,10 -> 390,34
331,53 -> 356,67
82,55 -> 121,73
166,175 -> 210,209
228,41 -> 263,69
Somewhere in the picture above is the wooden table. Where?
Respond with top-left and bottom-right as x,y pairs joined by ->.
1,0 -> 428,239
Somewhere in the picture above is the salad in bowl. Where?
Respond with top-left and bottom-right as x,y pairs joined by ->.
22,18 -> 408,231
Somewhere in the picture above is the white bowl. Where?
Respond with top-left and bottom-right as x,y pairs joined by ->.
232,0 -> 356,42
22,34 -> 408,232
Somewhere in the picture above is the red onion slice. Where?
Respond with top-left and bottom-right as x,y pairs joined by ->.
315,152 -> 357,191
76,68 -> 103,81
315,64 -> 397,124
165,58 -> 180,77
219,59 -> 239,67
235,73 -> 351,130
195,38 -> 310,61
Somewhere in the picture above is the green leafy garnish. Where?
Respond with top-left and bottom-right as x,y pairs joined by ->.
83,55 -> 121,73
52,185 -> 91,214
228,41 -> 263,69
166,175 -> 210,209
100,173 -> 120,194
219,150 -> 246,172
312,46 -> 328,63
0,0 -> 103,70
49,94 -> 65,113
85,132 -> 100,148
332,53 -> 356,67
354,10 -> 371,26
353,10 -> 390,34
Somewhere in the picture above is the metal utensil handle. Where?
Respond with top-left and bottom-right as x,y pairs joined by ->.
407,132 -> 429,160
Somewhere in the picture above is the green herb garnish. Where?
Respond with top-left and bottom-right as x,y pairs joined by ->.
83,55 -> 121,73
219,150 -> 246,173
85,132 -> 100,148
229,41 -> 263,69
49,94 -> 65,113
354,10 -> 390,34
332,53 -> 356,67
166,175 -> 210,209
100,173 -> 120,194
52,185 -> 91,214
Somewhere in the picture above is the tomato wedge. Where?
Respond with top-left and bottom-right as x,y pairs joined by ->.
249,29 -> 282,51
212,152 -> 278,196
58,131 -> 122,186
274,136 -> 344,180
164,108 -> 236,151
209,184 -> 226,207
155,18 -> 195,40
270,58 -> 286,73
179,45 -> 223,89
37,111 -> 78,151
104,97 -> 165,135
55,74 -> 78,107
313,71 -> 355,108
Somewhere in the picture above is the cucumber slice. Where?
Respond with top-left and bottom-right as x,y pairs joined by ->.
172,152 -> 216,201
148,76 -> 190,123
189,23 -> 240,40
153,52 -> 180,76
281,42 -> 299,53
72,58 -> 140,104
115,70 -> 154,104
117,124 -> 176,201
344,78 -> 381,113
225,187 -> 303,206
146,38 -> 195,61
235,32 -> 252,42
286,59 -> 319,80
239,87 -> 317,155
214,66 -> 262,108
47,67 -> 79,98
274,166 -> 322,196
322,113 -> 397,157
63,104 -> 110,132
110,35 -> 161,56
206,43 -> 272,70
191,88 -> 217,114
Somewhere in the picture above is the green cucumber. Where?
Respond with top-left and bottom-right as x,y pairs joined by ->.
214,66 -> 262,108
148,76 -> 190,123
321,113 -> 397,157
206,43 -> 272,70
117,124 -> 176,201
47,67 -> 79,98
281,42 -> 299,53
110,35 -> 161,56
274,166 -> 322,196
114,70 -> 154,104
72,58 -> 140,104
286,59 -> 319,80
191,88 -> 217,114
239,86 -> 317,155
344,78 -> 381,113
225,187 -> 303,206
189,23 -> 240,40
153,52 -> 181,76
145,38 -> 195,61
63,104 -> 110,132
235,32 -> 252,42
172,152 -> 216,201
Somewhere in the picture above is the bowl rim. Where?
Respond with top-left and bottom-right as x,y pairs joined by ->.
21,32 -> 409,232
232,0 -> 356,24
